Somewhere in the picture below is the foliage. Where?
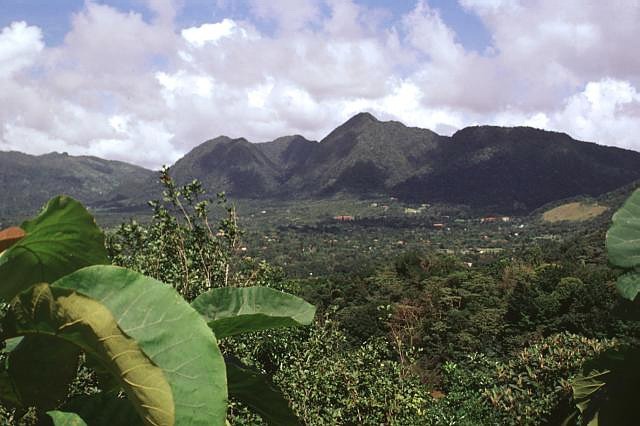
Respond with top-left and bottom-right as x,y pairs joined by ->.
422,333 -> 617,426
567,346 -> 640,426
0,194 -> 315,425
483,333 -> 617,425
108,166 -> 240,301
5,168 -> 634,425
272,316 -> 431,425
424,354 -> 501,426
0,196 -> 109,302
564,188 -> 640,425
289,242 -> 635,425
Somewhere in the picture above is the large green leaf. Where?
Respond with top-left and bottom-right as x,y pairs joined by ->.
226,358 -> 301,426
53,266 -> 227,425
4,283 -> 174,425
607,189 -> 640,269
0,196 -> 108,303
191,287 -> 315,338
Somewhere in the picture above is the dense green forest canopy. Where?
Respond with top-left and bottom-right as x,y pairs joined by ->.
1,171 -> 639,425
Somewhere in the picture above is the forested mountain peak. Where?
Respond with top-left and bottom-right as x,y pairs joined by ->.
3,113 -> 640,217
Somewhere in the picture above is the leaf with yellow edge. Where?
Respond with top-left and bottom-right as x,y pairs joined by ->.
53,266 -> 227,425
4,283 -> 174,426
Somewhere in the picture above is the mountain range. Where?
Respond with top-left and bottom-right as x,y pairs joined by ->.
2,112 -> 640,218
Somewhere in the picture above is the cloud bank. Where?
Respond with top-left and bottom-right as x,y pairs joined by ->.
1,0 -> 639,168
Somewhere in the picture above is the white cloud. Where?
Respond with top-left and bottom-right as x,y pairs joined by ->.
181,19 -> 242,47
340,80 -> 465,134
89,120 -> 179,166
550,79 -> 640,149
0,21 -> 43,78
156,70 -> 214,102
247,78 -> 275,108
1,0 -> 640,170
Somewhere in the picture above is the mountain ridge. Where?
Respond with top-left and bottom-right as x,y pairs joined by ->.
163,114 -> 640,213
2,113 -> 640,217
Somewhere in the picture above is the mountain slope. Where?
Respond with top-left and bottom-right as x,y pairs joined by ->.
169,136 -> 285,197
392,126 -> 640,212
0,151 -> 153,217
301,112 -> 444,195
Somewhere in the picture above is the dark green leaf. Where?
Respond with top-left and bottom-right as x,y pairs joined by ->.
567,347 -> 640,426
0,363 -> 21,408
571,369 -> 609,417
61,393 -> 142,426
227,358 -> 300,426
8,335 -> 79,409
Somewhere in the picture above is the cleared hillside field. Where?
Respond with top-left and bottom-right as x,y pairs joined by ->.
542,202 -> 608,223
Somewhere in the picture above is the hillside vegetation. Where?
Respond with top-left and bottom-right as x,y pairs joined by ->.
0,151 -> 153,218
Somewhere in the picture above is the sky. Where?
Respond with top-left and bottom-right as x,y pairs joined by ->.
1,0 -> 639,169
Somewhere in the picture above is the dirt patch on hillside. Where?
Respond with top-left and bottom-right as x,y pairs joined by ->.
542,202 -> 608,223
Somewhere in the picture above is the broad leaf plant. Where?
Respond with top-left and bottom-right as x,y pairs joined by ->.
0,196 -> 315,425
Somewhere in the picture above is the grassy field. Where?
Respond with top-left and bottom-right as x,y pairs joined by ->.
542,202 -> 608,223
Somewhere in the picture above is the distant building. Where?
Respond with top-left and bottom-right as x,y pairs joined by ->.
334,215 -> 354,221
432,223 -> 445,229
481,216 -> 498,223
